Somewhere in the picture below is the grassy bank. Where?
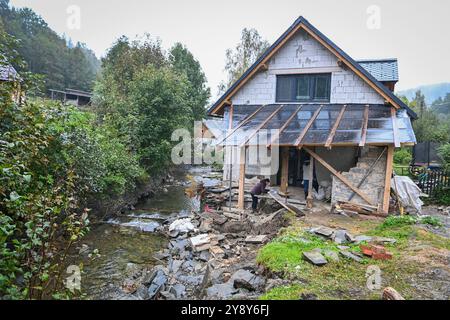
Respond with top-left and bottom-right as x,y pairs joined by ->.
257,215 -> 450,300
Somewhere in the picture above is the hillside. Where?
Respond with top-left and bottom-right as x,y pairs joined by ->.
0,0 -> 100,92
397,83 -> 450,105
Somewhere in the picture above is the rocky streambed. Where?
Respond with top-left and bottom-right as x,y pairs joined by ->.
72,166 -> 290,300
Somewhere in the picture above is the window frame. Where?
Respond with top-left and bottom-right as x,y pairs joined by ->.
276,73 -> 331,103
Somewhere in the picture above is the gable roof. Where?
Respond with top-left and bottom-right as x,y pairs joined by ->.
357,59 -> 399,82
208,16 -> 417,119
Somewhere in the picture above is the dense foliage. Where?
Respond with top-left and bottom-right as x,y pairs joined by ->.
0,0 -> 100,92
94,36 -> 210,174
1,15 -> 209,297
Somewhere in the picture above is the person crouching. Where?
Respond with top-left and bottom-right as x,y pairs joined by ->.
250,178 -> 270,213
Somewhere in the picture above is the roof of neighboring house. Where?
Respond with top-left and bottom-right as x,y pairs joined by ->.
218,104 -> 416,148
208,16 -> 417,119
0,64 -> 19,81
357,59 -> 399,82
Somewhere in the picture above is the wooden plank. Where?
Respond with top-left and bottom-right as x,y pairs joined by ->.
268,105 -> 302,147
382,145 -> 394,213
391,107 -> 400,148
359,105 -> 369,147
228,104 -> 234,130
216,105 -> 265,146
241,105 -> 284,147
307,156 -> 314,208
294,106 -> 323,146
268,192 -> 298,215
324,105 -> 347,148
237,147 -> 246,209
280,147 -> 289,194
303,147 -> 375,206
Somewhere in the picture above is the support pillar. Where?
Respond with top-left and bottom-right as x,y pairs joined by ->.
307,157 -> 314,208
280,147 -> 289,194
237,147 -> 246,209
382,145 -> 394,214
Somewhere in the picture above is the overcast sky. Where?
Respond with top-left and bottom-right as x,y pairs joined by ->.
9,0 -> 450,99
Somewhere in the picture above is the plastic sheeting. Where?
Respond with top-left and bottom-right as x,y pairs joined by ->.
392,176 -> 424,215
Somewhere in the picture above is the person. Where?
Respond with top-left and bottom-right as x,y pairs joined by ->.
250,178 -> 270,212
303,160 -> 312,199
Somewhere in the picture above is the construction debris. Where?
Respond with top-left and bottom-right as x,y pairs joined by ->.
382,287 -> 405,300
244,235 -> 268,244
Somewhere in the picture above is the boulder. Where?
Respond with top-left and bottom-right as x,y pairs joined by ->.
169,218 -> 195,236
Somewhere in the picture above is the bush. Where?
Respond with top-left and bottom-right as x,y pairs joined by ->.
394,148 -> 412,165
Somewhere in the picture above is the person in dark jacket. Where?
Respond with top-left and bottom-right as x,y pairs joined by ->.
250,178 -> 270,212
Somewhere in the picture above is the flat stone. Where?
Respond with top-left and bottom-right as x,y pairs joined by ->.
170,259 -> 183,274
323,250 -> 340,262
303,250 -> 328,266
333,229 -> 348,244
230,269 -> 265,291
314,226 -> 334,238
190,234 -> 211,252
244,235 -> 268,244
198,250 -> 211,262
339,250 -> 363,263
354,235 -> 373,244
345,232 -> 356,243
147,270 -> 167,299
372,236 -> 397,244
169,283 -> 186,299
206,283 -> 238,299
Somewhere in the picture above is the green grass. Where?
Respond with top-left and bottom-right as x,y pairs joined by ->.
257,216 -> 450,300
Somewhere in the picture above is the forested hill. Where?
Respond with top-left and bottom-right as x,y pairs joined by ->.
0,0 -> 100,92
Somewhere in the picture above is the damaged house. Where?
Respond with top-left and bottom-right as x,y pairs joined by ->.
209,16 -> 417,214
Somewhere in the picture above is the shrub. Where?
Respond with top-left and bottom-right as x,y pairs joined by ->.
394,148 -> 412,165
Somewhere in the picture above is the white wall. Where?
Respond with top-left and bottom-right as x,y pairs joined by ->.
231,29 -> 385,106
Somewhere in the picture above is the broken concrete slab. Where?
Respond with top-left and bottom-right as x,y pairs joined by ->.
339,250 -> 363,263
303,250 -> 328,266
169,283 -> 186,299
147,269 -> 167,299
244,235 -> 268,244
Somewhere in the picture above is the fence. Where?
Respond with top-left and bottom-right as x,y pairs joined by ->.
417,168 -> 450,196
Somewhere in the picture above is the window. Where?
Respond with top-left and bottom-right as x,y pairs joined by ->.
276,74 -> 331,102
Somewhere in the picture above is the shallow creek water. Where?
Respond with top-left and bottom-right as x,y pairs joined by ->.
71,166 -> 221,300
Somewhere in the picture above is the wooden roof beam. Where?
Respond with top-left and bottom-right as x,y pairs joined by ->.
359,105 -> 370,147
324,105 -> 347,149
267,105 -> 303,148
241,105 -> 284,147
294,106 -> 323,146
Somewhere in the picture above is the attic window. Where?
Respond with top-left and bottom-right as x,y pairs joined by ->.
276,74 -> 331,102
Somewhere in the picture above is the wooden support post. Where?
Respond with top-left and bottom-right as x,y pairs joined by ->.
307,157 -> 314,208
237,147 -> 247,209
359,105 -> 369,147
280,147 -> 289,194
382,145 -> 394,214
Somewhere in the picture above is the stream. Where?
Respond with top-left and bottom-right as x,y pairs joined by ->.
71,166 -> 221,300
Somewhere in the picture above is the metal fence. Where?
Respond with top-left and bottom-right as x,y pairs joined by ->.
417,168 -> 450,196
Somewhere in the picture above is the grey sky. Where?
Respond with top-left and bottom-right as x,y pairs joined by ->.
9,0 -> 450,99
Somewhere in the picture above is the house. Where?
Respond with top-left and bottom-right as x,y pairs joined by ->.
49,88 -> 92,106
0,63 -> 22,102
209,16 -> 417,214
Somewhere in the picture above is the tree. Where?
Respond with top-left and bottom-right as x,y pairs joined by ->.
219,28 -> 270,93
169,43 -> 210,120
410,90 -> 427,117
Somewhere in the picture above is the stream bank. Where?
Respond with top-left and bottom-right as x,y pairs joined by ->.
72,165 -> 290,300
